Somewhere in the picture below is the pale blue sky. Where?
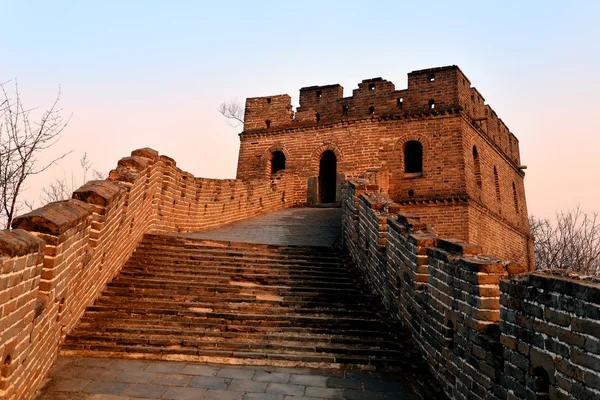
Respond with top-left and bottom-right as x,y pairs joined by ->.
1,0 -> 599,217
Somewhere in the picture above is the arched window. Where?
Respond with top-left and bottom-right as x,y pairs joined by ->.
513,182 -> 519,214
494,166 -> 501,201
532,366 -> 550,397
271,151 -> 286,175
404,141 -> 423,174
473,146 -> 482,189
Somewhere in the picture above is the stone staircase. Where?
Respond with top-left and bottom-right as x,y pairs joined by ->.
61,233 -> 423,371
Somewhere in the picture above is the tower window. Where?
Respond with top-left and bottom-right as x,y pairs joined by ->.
404,141 -> 423,174
265,120 -> 271,128
473,146 -> 482,189
428,74 -> 435,82
494,166 -> 501,201
316,113 -> 321,122
513,182 -> 519,214
266,98 -> 271,104
397,98 -> 403,109
316,90 -> 322,98
369,83 -> 376,90
429,99 -> 435,109
369,106 -> 375,114
271,151 -> 286,175
342,104 -> 348,116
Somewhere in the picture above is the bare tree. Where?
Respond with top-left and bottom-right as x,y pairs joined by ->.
40,152 -> 106,204
0,80 -> 72,228
530,206 -> 600,275
218,100 -> 244,127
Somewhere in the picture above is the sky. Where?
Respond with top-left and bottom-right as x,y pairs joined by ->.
1,0 -> 598,219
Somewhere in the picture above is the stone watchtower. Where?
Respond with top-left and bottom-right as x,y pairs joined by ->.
236,65 -> 532,265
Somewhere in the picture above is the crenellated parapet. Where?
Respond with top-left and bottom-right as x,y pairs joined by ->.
242,65 -> 521,166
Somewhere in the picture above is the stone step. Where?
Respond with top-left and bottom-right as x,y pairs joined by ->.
62,334 -> 407,360
122,264 -> 351,279
99,288 -> 379,309
132,244 -> 343,262
128,253 -> 343,270
81,306 -> 386,328
93,296 -> 377,317
118,268 -> 355,285
141,234 -> 341,255
68,325 -> 402,348
78,313 -> 387,338
60,345 -> 411,370
102,285 -> 375,304
107,278 -> 363,296
64,328 -> 402,350
123,262 -> 348,279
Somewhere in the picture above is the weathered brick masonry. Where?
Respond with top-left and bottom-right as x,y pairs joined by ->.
0,148 -> 296,400
342,180 -> 600,400
237,66 -> 532,265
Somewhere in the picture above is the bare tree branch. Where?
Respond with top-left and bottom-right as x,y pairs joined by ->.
530,206 -> 600,275
39,152 -> 105,205
0,80 -> 72,228
218,100 -> 244,128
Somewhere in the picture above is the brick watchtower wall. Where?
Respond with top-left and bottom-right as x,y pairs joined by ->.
236,66 -> 532,266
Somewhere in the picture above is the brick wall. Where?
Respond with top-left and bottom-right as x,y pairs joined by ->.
501,272 -> 600,399
0,148 -> 296,400
342,180 -> 600,400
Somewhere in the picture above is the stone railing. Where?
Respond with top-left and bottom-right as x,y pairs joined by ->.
342,180 -> 600,400
0,148 -> 296,400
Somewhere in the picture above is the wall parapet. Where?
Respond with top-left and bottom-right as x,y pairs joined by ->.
0,147 -> 297,400
342,179 -> 600,400
242,66 -> 520,166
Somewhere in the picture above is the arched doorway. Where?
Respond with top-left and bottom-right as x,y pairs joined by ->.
318,150 -> 337,203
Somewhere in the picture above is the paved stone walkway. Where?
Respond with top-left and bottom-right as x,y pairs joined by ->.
178,208 -> 342,247
36,357 -> 422,399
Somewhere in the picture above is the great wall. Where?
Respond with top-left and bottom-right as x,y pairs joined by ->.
0,66 -> 598,399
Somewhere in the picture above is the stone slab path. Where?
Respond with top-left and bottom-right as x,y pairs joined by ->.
35,356 -> 423,400
176,208 -> 342,247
